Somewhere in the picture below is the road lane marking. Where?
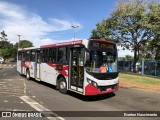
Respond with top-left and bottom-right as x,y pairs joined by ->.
1,79 -> 25,81
4,100 -> 9,103
0,82 -> 7,83
0,92 -> 23,96
19,79 -> 26,80
0,88 -> 24,91
20,96 -> 65,120
24,80 -> 26,95
1,79 -> 14,81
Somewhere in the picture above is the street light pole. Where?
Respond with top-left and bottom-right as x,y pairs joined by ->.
17,34 -> 22,48
71,25 -> 79,40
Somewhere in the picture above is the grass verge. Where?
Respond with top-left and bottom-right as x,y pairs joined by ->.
119,73 -> 160,91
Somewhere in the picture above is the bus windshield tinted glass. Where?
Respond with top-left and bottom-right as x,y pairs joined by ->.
86,49 -> 117,73
88,40 -> 115,49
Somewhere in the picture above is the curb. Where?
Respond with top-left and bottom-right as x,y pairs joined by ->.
120,84 -> 160,92
120,85 -> 130,89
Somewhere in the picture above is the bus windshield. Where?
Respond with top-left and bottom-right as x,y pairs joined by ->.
86,49 -> 117,73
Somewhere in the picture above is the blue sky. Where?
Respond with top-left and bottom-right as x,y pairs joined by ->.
0,0 -> 116,42
1,0 -> 158,57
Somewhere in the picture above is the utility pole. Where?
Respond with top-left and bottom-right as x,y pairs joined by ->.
71,25 -> 79,40
17,34 -> 22,48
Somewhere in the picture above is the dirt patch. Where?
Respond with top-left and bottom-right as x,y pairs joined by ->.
120,79 -> 160,91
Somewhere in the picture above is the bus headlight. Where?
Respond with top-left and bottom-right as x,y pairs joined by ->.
87,78 -> 98,88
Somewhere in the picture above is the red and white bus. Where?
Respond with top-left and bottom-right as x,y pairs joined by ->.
17,39 -> 119,95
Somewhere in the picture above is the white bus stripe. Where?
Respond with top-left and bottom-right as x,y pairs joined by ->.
20,96 -> 65,120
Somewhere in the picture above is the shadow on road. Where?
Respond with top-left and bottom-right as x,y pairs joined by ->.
27,77 -> 116,101
67,91 -> 116,101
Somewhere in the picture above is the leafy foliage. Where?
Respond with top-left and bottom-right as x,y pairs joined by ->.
0,31 -> 33,61
18,40 -> 33,48
90,0 -> 160,72
0,31 -> 7,41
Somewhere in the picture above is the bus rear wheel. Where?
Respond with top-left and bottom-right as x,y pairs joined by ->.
58,77 -> 67,94
26,69 -> 31,80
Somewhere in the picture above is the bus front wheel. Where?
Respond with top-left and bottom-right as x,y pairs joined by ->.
58,77 -> 67,94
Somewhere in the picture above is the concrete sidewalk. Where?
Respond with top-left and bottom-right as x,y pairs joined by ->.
0,63 -> 16,69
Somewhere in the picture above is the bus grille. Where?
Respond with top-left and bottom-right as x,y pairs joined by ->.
98,84 -> 117,92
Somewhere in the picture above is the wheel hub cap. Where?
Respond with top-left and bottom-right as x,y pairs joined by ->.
60,81 -> 66,90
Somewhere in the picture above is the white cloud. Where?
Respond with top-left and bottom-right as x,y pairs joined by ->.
0,1 -> 82,47
50,19 -> 82,31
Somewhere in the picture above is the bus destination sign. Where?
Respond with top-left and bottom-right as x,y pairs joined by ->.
89,41 -> 114,49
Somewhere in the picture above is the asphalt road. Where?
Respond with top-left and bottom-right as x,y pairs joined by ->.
0,64 -> 160,120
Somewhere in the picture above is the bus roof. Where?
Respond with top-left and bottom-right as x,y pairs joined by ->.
18,39 -> 115,51
18,47 -> 39,51
40,40 -> 83,48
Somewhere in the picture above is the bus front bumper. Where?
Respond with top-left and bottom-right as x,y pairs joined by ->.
85,82 -> 119,96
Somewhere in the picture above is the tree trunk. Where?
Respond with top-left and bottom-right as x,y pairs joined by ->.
133,46 -> 138,73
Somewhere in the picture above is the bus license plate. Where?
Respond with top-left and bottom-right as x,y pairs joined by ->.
107,88 -> 112,91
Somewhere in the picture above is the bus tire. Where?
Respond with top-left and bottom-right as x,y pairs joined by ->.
26,69 -> 31,80
58,77 -> 67,94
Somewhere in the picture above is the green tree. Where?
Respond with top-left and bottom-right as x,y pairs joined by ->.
15,40 -> 33,48
0,31 -> 7,41
90,0 -> 159,72
0,31 -> 11,49
0,48 -> 13,61
140,38 -> 160,60
0,40 -> 13,49
148,3 -> 160,60
0,32 -> 31,61
139,3 -> 160,60
0,31 -> 12,62
118,55 -> 133,61
125,55 -> 133,60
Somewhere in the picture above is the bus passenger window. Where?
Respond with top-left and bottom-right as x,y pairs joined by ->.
30,51 -> 35,62
58,47 -> 67,64
26,51 -> 30,61
43,49 -> 49,63
49,48 -> 56,63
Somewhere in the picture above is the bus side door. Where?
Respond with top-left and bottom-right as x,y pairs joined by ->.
69,47 -> 84,93
17,51 -> 23,74
34,50 -> 41,79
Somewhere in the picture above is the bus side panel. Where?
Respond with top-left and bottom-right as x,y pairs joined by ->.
40,63 -> 57,85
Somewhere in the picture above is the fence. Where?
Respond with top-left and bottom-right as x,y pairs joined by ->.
118,59 -> 160,78
143,60 -> 160,77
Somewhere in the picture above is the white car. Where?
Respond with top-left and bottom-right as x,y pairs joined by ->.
0,57 -> 4,64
